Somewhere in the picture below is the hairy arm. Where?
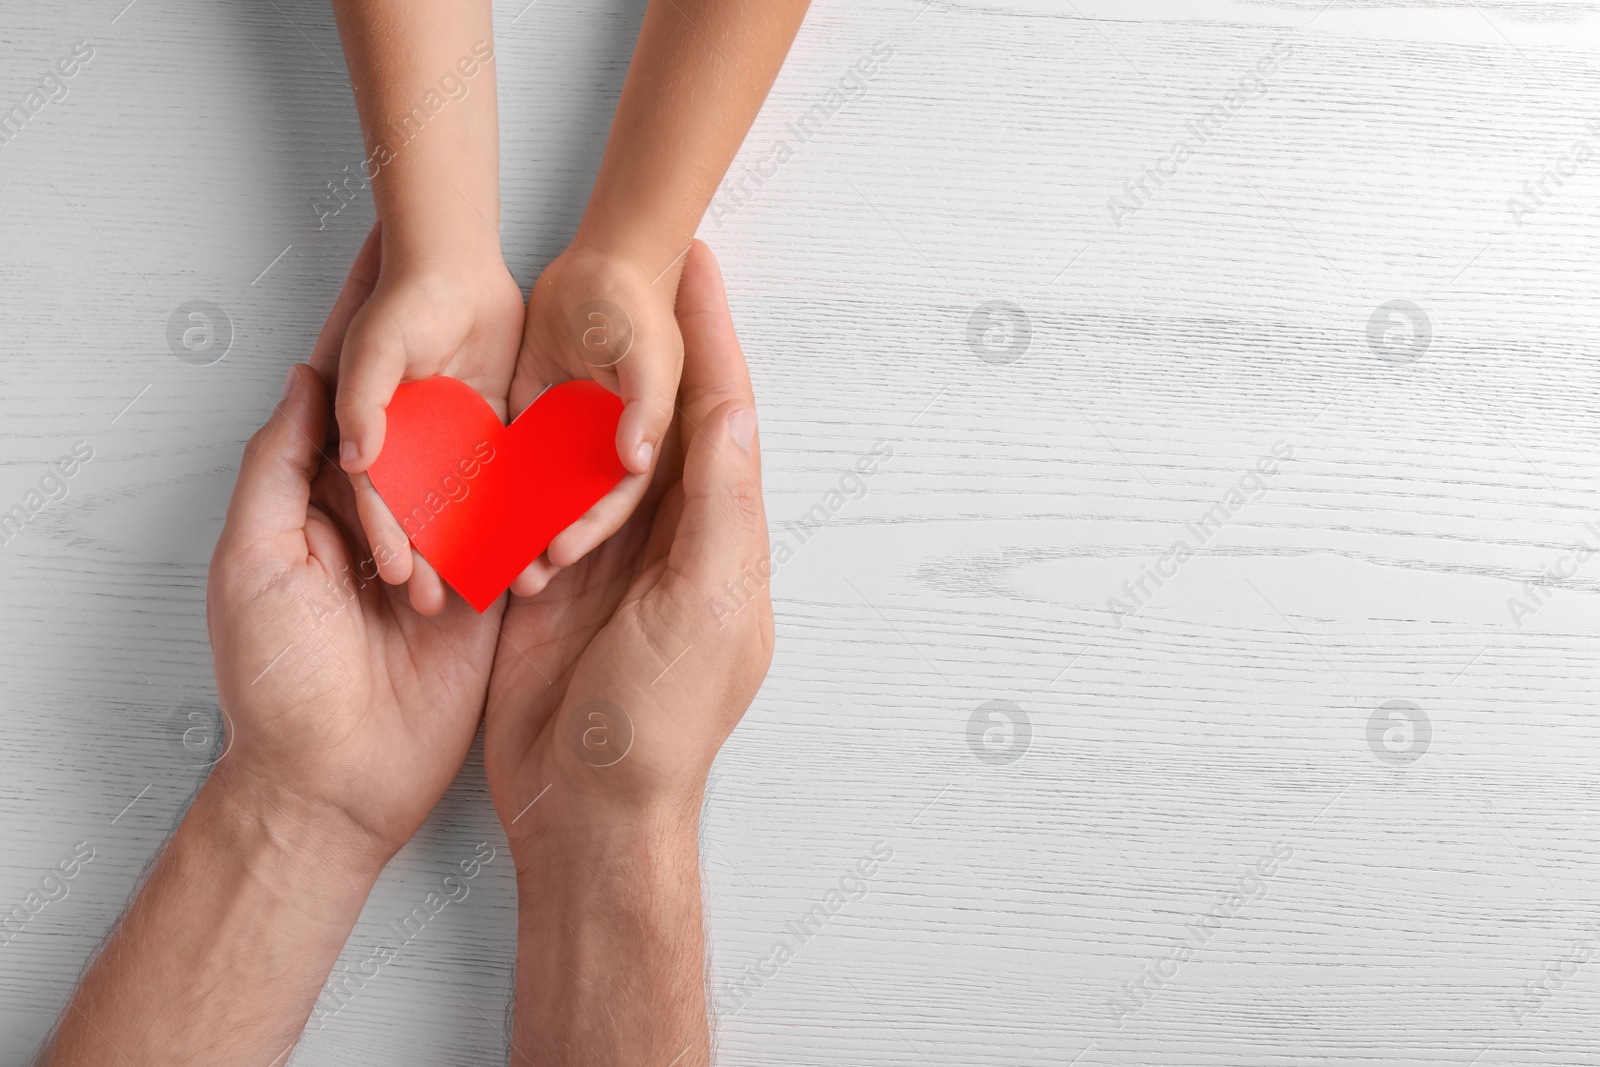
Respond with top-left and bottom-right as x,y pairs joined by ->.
491,243 -> 773,1067
43,355 -> 504,1063
38,768 -> 385,1065
509,803 -> 709,1067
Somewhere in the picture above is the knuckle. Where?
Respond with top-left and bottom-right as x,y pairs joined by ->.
746,625 -> 775,682
723,478 -> 762,533
240,427 -> 271,466
376,507 -> 405,537
333,388 -> 368,418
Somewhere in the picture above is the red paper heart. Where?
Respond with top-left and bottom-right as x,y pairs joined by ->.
367,377 -> 626,612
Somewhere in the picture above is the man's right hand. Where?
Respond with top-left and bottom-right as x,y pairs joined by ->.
483,241 -> 773,1067
484,239 -> 773,843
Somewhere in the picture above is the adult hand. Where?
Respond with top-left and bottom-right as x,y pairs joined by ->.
484,239 -> 771,840
483,240 -> 772,1067
42,341 -> 508,1067
208,356 -> 503,864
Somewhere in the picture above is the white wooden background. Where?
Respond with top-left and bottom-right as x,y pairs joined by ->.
5,0 -> 1600,1062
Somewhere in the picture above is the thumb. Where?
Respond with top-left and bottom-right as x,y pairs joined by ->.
670,397 -> 766,599
309,221 -> 382,381
220,365 -> 329,549
613,307 -> 683,475
665,240 -> 766,596
334,308 -> 406,473
675,241 -> 749,426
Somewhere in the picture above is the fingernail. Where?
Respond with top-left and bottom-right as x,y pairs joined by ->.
340,440 -> 359,467
729,408 -> 756,452
280,366 -> 296,402
635,441 -> 653,469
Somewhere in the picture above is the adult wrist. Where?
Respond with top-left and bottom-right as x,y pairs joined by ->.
506,793 -> 710,1067
199,761 -> 393,894
506,787 -> 702,882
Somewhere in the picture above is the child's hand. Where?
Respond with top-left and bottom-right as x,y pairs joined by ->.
312,221 -> 524,614
506,242 -> 685,595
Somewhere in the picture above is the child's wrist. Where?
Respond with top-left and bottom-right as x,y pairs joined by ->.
375,181 -> 503,268
570,217 -> 692,285
379,215 -> 506,277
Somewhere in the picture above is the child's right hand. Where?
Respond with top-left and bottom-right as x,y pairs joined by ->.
309,221 -> 524,615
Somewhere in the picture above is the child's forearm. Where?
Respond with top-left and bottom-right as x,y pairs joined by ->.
574,0 -> 812,278
330,0 -> 503,263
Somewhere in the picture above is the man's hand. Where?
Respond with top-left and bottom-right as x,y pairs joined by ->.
42,353 -> 503,1066
209,359 -> 503,858
484,241 -> 773,1067
486,239 -> 771,834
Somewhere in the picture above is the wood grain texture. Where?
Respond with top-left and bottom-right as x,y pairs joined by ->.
5,0 -> 1600,1063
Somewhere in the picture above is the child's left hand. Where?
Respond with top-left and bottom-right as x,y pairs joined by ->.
506,241 -> 687,596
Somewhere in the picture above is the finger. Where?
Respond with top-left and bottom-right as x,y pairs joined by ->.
674,241 -> 756,428
509,553 -> 562,599
507,347 -> 559,420
664,241 -> 765,592
407,550 -> 448,616
670,397 -> 765,595
221,365 -> 329,548
335,307 -> 408,473
309,221 -> 383,381
351,470 -> 415,585
545,471 -> 651,568
614,314 -> 683,475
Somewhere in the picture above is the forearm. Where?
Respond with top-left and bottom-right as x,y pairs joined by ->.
330,0 -> 502,262
575,0 -> 812,277
40,768 -> 385,1066
510,800 -> 709,1067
